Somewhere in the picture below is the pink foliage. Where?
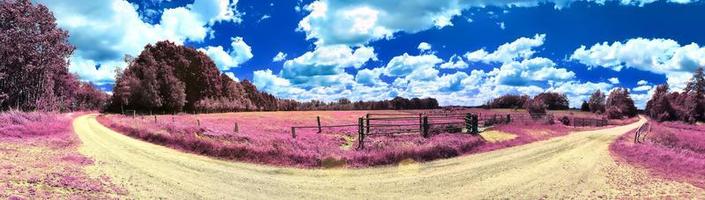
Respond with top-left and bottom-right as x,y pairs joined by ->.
610,121 -> 705,188
0,111 -> 125,198
98,110 -> 594,168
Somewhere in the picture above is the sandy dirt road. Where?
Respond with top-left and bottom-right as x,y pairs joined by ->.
73,114 -> 704,199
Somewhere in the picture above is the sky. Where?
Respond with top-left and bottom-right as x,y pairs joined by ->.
33,0 -> 705,108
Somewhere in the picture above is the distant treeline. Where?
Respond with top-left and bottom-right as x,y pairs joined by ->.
486,89 -> 637,119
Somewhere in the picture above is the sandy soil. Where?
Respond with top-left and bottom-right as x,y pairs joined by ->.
73,114 -> 704,199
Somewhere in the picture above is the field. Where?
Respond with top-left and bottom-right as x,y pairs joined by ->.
610,120 -> 705,188
97,109 -> 618,168
0,111 -> 125,199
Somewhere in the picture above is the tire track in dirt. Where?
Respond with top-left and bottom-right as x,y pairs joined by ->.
73,114 -> 704,199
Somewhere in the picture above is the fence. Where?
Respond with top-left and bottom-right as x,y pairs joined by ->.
634,122 -> 650,143
569,117 -> 608,127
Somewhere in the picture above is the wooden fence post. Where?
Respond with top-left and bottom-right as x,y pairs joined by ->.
506,114 -> 511,124
422,116 -> 431,138
316,116 -> 322,133
291,127 -> 296,139
471,114 -> 479,134
154,115 -> 157,123
233,122 -> 239,133
358,118 -> 364,150
197,119 -> 201,126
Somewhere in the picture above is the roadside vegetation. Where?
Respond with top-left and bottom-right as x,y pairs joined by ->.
0,111 -> 125,198
612,67 -> 705,188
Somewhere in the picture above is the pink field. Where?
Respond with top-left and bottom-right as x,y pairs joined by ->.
97,110 -> 609,168
0,111 -> 125,199
610,121 -> 705,188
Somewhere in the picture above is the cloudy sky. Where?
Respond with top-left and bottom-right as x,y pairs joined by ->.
35,0 -> 705,108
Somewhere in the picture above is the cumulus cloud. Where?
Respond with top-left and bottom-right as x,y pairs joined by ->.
417,42 -> 432,52
272,52 -> 288,62
637,80 -> 649,85
280,45 -> 376,87
198,37 -> 253,70
465,34 -> 545,64
570,38 -> 705,90
608,77 -> 620,84
35,0 -> 242,86
296,0 -> 696,46
488,57 -> 575,86
383,53 -> 442,79
439,54 -> 469,69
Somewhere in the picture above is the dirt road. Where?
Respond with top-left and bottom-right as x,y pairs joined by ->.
73,114 -> 703,199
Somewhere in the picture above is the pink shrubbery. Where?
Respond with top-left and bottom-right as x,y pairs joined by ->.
98,111 -> 598,168
0,111 -> 125,198
610,121 -> 705,188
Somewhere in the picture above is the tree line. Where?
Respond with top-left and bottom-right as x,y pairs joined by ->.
646,67 -> 705,123
106,40 -> 440,114
487,89 -> 637,119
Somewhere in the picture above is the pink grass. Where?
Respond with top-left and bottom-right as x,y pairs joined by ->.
610,121 -> 705,188
0,111 -> 125,198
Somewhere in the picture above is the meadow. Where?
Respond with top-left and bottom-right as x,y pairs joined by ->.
97,109 -> 615,168
610,120 -> 705,188
0,111 -> 125,199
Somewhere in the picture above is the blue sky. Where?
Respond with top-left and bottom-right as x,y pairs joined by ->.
34,0 -> 705,108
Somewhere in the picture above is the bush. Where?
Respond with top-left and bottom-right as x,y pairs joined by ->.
559,116 -> 570,126
534,92 -> 570,110
525,98 -> 547,117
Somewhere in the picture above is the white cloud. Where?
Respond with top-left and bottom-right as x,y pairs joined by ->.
608,77 -> 620,84
383,53 -> 442,78
465,34 -> 545,64
488,57 -> 575,86
498,22 -> 506,30
637,80 -> 649,85
198,37 -> 253,71
281,45 -> 376,87
224,72 -> 239,81
570,38 -> 705,90
439,54 -> 469,69
417,42 -> 432,52
296,1 -> 696,46
272,52 -> 288,62
34,0 -> 242,86
633,85 -> 653,92
355,68 -> 386,86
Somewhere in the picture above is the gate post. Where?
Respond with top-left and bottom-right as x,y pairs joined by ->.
471,114 -> 479,134
291,127 -> 296,138
422,116 -> 429,138
358,117 -> 365,150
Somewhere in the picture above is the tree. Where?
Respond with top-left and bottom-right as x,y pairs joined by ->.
645,84 -> 674,122
588,90 -> 606,114
535,92 -> 569,110
683,67 -> 705,122
0,0 -> 75,111
580,101 -> 590,112
605,88 -> 637,119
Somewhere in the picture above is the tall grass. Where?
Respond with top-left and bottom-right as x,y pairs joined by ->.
0,111 -> 125,198
610,121 -> 705,188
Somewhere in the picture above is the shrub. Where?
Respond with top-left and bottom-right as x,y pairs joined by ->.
525,98 -> 547,117
559,116 -> 570,125
487,94 -> 529,109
